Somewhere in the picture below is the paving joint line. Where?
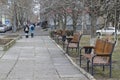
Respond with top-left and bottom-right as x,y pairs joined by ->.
49,36 -> 96,80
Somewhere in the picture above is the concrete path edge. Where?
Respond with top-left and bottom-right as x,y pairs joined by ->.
49,37 -> 96,80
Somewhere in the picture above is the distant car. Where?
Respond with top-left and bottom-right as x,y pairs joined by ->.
6,25 -> 12,31
96,27 -> 120,36
0,24 -> 7,32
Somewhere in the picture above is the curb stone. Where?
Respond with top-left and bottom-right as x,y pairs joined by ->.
49,37 -> 96,80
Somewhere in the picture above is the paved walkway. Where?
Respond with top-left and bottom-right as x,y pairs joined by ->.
0,27 -> 92,80
0,35 -> 90,80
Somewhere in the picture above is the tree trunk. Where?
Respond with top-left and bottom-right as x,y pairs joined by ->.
63,13 -> 67,30
53,14 -> 57,29
13,3 -> 17,32
90,13 -> 97,46
90,14 -> 97,38
73,18 -> 77,32
58,14 -> 61,29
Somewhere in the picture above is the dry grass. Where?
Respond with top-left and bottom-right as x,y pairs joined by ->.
80,35 -> 120,80
55,35 -> 120,80
0,38 -> 13,45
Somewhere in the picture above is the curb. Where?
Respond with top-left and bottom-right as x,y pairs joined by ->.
50,37 -> 96,80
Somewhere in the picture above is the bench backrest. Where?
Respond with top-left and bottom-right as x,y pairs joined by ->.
71,32 -> 82,43
94,39 -> 106,54
94,39 -> 116,63
61,30 -> 66,36
56,29 -> 62,35
104,41 -> 115,55
103,41 -> 116,63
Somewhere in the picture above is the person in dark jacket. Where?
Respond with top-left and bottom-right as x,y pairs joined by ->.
24,24 -> 29,38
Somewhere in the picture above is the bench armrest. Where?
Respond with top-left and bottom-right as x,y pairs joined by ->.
69,41 -> 78,43
83,46 -> 94,49
80,46 -> 94,55
95,53 -> 111,56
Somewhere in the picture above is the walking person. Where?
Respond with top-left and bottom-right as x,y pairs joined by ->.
24,24 -> 29,38
29,24 -> 35,38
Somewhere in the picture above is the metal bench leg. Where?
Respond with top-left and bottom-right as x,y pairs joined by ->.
63,42 -> 65,49
79,49 -> 82,67
77,48 -> 79,56
87,60 -> 90,72
79,55 -> 82,67
103,66 -> 105,71
66,47 -> 69,55
110,64 -> 112,78
91,64 -> 94,75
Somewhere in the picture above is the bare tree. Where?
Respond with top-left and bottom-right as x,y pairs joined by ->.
7,0 -> 34,32
38,0 -> 83,32
21,0 -> 120,36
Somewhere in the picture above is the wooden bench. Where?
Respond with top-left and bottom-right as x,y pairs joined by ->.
66,32 -> 82,55
54,29 -> 63,43
79,38 -> 116,77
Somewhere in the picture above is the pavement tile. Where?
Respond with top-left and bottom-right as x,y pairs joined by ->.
0,36 -> 89,80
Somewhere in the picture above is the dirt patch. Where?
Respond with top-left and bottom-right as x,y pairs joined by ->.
4,35 -> 19,38
0,38 -> 13,45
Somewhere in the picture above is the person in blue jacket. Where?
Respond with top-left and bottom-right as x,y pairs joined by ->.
29,24 -> 35,38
